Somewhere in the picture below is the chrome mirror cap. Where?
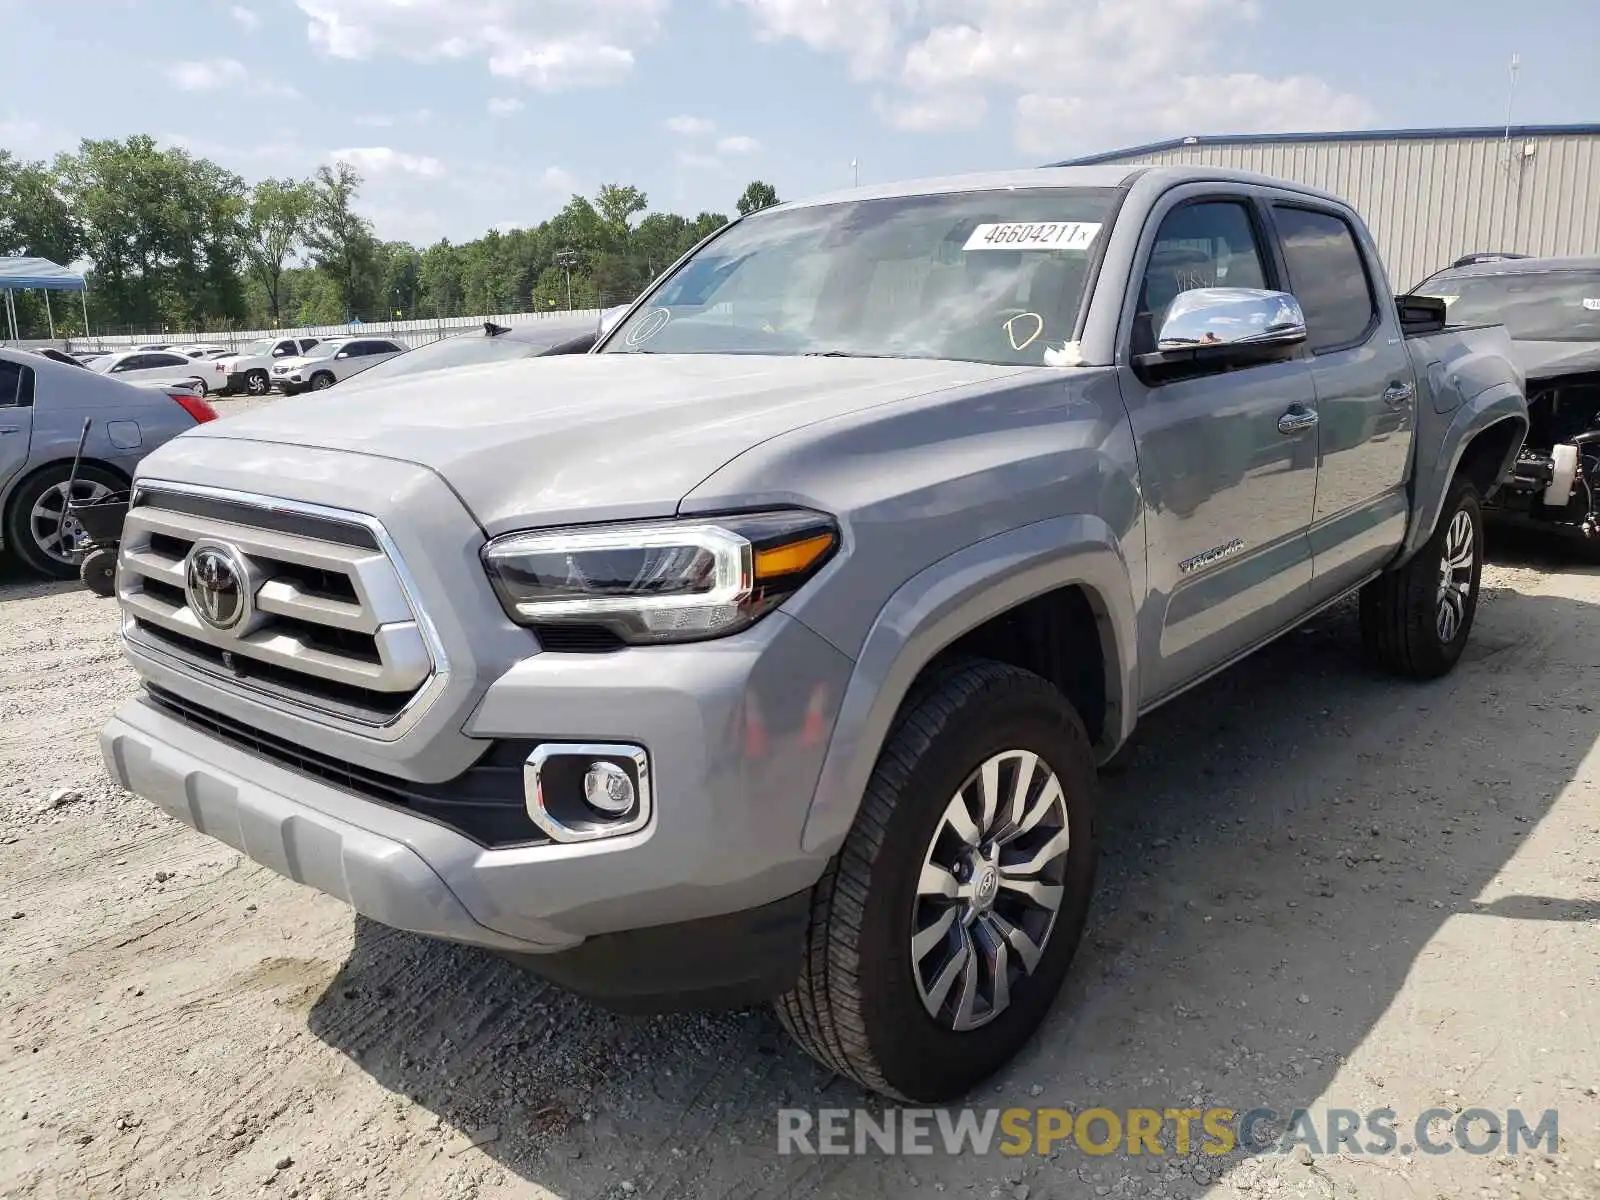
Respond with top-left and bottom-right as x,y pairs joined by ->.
1156,288 -> 1308,352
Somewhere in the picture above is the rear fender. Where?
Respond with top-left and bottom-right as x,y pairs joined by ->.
799,515 -> 1138,856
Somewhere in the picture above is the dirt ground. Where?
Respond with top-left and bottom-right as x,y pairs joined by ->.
2,418 -> 1597,1198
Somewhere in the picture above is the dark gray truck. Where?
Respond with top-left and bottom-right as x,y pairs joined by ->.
100,166 -> 1527,1102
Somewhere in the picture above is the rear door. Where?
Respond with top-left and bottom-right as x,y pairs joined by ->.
1117,188 -> 1321,703
1266,203 -> 1417,601
0,358 -> 36,495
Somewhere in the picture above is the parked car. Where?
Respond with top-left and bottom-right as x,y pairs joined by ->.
270,336 -> 409,393
1413,255 -> 1600,547
214,336 -> 323,397
29,347 -> 90,369
73,351 -> 110,366
177,343 -> 232,360
0,348 -> 217,578
88,349 -> 226,395
102,166 -> 1526,1103
333,312 -> 625,395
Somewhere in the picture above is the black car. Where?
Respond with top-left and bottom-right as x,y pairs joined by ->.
1413,255 -> 1600,548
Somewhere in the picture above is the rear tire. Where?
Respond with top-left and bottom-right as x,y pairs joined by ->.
1360,476 -> 1483,679
775,658 -> 1098,1102
80,546 -> 118,596
245,369 -> 270,396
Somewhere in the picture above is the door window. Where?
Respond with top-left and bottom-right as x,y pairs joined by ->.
1271,206 -> 1378,352
0,360 -> 32,407
1133,200 -> 1271,356
111,355 -> 146,373
274,341 -> 297,356
149,353 -> 189,368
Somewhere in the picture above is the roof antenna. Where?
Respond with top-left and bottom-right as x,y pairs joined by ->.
1503,52 -> 1521,159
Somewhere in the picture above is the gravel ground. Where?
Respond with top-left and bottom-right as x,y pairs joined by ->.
2,426 -> 1597,1198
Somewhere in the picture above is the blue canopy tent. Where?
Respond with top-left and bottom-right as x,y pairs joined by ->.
0,256 -> 89,342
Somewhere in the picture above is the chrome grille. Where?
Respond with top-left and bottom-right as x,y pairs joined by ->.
117,484 -> 443,730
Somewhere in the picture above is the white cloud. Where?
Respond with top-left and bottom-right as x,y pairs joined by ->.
538,166 -> 580,193
327,146 -> 445,178
737,0 -> 1375,155
165,57 -> 300,98
665,115 -> 715,136
230,5 -> 262,32
488,96 -> 526,116
296,0 -> 666,90
716,134 -> 761,154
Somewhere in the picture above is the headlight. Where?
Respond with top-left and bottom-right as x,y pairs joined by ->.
482,510 -> 839,645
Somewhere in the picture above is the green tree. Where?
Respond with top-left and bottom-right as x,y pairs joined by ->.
0,150 -> 79,263
241,177 -> 315,325
303,161 -> 378,320
736,180 -> 780,216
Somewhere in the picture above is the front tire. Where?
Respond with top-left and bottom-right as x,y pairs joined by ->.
245,369 -> 270,396
310,371 -> 335,391
1360,476 -> 1483,679
775,659 -> 1097,1102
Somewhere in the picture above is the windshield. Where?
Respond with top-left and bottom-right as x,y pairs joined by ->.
1414,270 -> 1600,342
348,323 -> 594,386
237,339 -> 276,356
600,187 -> 1115,365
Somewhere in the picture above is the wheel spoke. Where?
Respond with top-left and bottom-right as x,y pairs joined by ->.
1002,824 -> 1072,878
985,910 -> 1045,973
1012,775 -> 1063,840
918,861 -> 967,900
977,757 -> 1001,835
976,918 -> 1010,1017
943,792 -> 981,847
951,926 -> 981,1030
911,906 -> 958,961
1007,751 -> 1038,832
999,876 -> 1065,913
923,926 -> 971,1016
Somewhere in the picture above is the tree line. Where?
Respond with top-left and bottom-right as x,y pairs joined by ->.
0,136 -> 784,338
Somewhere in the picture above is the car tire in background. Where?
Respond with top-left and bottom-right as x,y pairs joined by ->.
775,658 -> 1098,1102
245,370 -> 271,396
1360,476 -> 1483,679
310,372 -> 336,391
4,463 -> 126,580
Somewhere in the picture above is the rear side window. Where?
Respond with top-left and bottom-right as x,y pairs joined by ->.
0,359 -> 33,407
1273,206 -> 1378,352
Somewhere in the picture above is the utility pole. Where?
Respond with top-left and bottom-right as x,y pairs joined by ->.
851,158 -> 859,188
555,248 -> 579,310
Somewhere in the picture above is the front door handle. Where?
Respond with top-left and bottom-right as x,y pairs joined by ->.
1383,381 -> 1415,406
1278,405 -> 1318,435
0,426 -> 19,435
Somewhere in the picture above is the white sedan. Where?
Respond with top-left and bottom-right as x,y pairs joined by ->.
89,349 -> 227,394
271,336 -> 409,394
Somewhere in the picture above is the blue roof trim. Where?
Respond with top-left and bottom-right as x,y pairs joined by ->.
1050,123 -> 1600,167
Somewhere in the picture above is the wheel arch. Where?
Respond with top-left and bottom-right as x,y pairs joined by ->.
799,515 -> 1139,857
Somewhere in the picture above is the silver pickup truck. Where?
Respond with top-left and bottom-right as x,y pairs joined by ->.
100,165 -> 1527,1103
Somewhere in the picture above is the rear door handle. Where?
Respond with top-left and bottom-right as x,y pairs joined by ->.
1278,406 -> 1318,435
1383,381 -> 1415,406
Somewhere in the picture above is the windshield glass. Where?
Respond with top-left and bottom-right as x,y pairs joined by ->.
600,187 -> 1115,365
237,339 -> 276,356
1414,270 -> 1600,341
349,323 -> 594,385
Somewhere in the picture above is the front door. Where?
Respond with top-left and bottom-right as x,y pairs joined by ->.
1268,204 -> 1417,602
0,357 -> 36,497
1118,194 -> 1321,704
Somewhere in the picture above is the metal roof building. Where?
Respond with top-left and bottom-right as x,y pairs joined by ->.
1054,123 -> 1600,290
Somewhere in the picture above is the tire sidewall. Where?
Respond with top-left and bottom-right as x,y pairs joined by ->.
246,370 -> 269,395
1426,481 -> 1484,664
855,679 -> 1097,1100
311,372 -> 334,391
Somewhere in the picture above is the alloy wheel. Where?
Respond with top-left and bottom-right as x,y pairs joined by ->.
1436,508 -> 1475,642
28,480 -> 113,566
912,749 -> 1071,1031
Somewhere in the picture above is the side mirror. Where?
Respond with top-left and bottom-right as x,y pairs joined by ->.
1155,288 -> 1308,358
335,351 -> 350,360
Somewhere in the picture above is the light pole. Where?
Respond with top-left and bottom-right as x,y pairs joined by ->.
851,158 -> 859,187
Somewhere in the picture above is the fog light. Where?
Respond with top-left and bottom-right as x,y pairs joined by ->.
583,761 -> 635,815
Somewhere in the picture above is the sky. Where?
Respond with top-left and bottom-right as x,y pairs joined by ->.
2,0 -> 1597,249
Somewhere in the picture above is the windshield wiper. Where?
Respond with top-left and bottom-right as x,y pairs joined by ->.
804,350 -> 903,359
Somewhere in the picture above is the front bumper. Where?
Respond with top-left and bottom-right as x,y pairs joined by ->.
275,375 -> 306,393
104,606 -> 852,992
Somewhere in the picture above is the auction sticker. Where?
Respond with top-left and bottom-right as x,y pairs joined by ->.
964,221 -> 1101,251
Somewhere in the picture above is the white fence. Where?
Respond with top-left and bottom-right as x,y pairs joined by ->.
8,308 -> 608,354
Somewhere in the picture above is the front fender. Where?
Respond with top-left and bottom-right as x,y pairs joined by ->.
798,515 -> 1138,856
1397,382 -> 1528,566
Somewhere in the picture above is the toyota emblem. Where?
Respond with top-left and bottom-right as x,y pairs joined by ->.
183,543 -> 251,632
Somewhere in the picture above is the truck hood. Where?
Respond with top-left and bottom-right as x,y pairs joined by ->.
1515,339 -> 1600,381
192,353 -> 1027,532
